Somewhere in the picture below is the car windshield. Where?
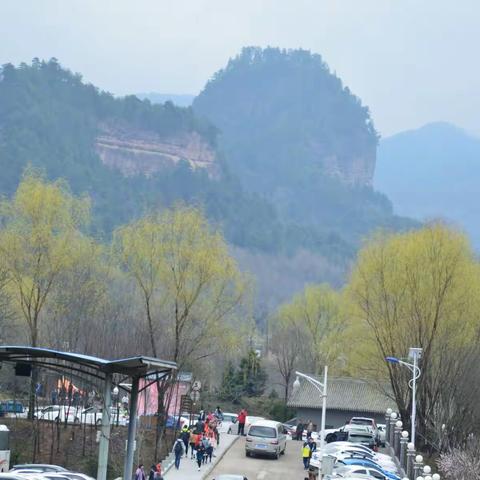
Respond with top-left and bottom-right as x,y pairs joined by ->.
351,419 -> 372,425
248,426 -> 276,438
350,434 -> 374,442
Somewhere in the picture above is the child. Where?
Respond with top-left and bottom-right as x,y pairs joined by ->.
302,441 -> 311,470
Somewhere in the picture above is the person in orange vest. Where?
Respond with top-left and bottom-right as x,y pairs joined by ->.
189,431 -> 198,459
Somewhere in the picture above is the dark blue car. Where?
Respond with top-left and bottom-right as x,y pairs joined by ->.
0,400 -> 25,416
338,458 -> 401,480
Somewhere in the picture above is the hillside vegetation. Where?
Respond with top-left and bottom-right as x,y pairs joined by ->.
0,55 -> 417,306
193,47 -> 414,244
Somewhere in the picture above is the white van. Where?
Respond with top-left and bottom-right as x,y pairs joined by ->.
245,420 -> 287,459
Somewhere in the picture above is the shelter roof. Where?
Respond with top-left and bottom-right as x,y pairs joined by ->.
287,376 -> 394,414
0,346 -> 176,379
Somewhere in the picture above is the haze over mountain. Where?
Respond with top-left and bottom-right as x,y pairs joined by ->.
135,93 -> 195,107
0,50 -> 417,307
375,122 -> 480,248
194,47 -> 414,246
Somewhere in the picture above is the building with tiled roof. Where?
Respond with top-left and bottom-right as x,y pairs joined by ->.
287,377 -> 395,429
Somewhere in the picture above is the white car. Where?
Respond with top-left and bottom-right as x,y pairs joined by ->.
327,464 -> 390,479
32,406 -> 79,424
220,413 -> 238,434
230,416 -> 265,434
79,406 -> 128,426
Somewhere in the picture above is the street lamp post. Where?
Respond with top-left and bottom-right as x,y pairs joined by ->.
386,347 -> 422,446
112,386 -> 119,426
293,366 -> 328,454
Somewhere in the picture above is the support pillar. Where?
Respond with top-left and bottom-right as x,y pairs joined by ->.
394,422 -> 402,458
385,409 -> 392,445
389,414 -> 397,446
414,455 -> 424,480
124,376 -> 140,480
407,445 -> 415,480
400,434 -> 408,471
97,373 -> 112,480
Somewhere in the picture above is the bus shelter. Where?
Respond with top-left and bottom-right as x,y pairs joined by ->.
0,346 -> 177,480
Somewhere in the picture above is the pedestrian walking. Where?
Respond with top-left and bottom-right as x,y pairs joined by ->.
306,419 -> 313,439
180,424 -> 190,457
308,436 -> 317,464
173,437 -> 184,470
135,464 -> 146,480
296,419 -> 304,441
214,406 -> 224,421
237,408 -> 247,436
189,431 -> 197,459
195,440 -> 205,472
213,423 -> 220,446
148,464 -> 156,480
302,442 -> 311,470
155,462 -> 163,480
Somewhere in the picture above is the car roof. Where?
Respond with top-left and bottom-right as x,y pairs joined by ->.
0,475 -> 37,480
12,465 -> 67,472
247,419 -> 279,428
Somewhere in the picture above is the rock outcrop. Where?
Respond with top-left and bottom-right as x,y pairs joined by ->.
95,124 -> 218,178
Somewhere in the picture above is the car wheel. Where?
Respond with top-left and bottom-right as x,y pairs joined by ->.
74,417 -> 80,425
281,446 -> 286,455
245,451 -> 250,457
96,419 -> 102,426
228,428 -> 232,434
55,416 -> 60,423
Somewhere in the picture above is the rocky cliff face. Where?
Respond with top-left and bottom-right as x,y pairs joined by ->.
95,124 -> 218,178
321,151 -> 376,186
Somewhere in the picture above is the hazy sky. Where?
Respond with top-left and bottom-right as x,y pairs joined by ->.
2,0 -> 479,137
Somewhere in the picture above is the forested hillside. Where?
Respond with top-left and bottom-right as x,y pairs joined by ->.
375,122 -> 480,248
193,47 -> 414,244
0,56 -> 416,307
0,59 -> 352,260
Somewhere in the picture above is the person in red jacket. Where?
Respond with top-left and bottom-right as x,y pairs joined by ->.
237,408 -> 247,436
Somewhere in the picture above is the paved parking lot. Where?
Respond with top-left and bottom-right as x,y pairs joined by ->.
209,438 -> 303,479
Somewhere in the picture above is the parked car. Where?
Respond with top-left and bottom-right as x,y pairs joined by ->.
349,418 -> 380,445
79,406 -> 128,426
32,406 -> 79,424
38,474 -> 73,480
230,415 -> 265,434
0,474 -> 45,480
326,464 -> 389,479
219,412 -> 238,434
348,430 -> 377,450
0,401 -> 25,417
10,465 -> 67,473
281,423 -> 296,438
61,474 -> 95,480
245,420 -> 287,459
337,459 -> 400,480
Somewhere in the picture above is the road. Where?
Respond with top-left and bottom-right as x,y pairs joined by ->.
209,437 -> 304,479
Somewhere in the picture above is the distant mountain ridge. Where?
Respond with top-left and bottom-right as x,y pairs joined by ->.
375,121 -> 480,247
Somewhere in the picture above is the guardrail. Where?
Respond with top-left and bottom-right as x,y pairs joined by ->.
384,409 -> 441,480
